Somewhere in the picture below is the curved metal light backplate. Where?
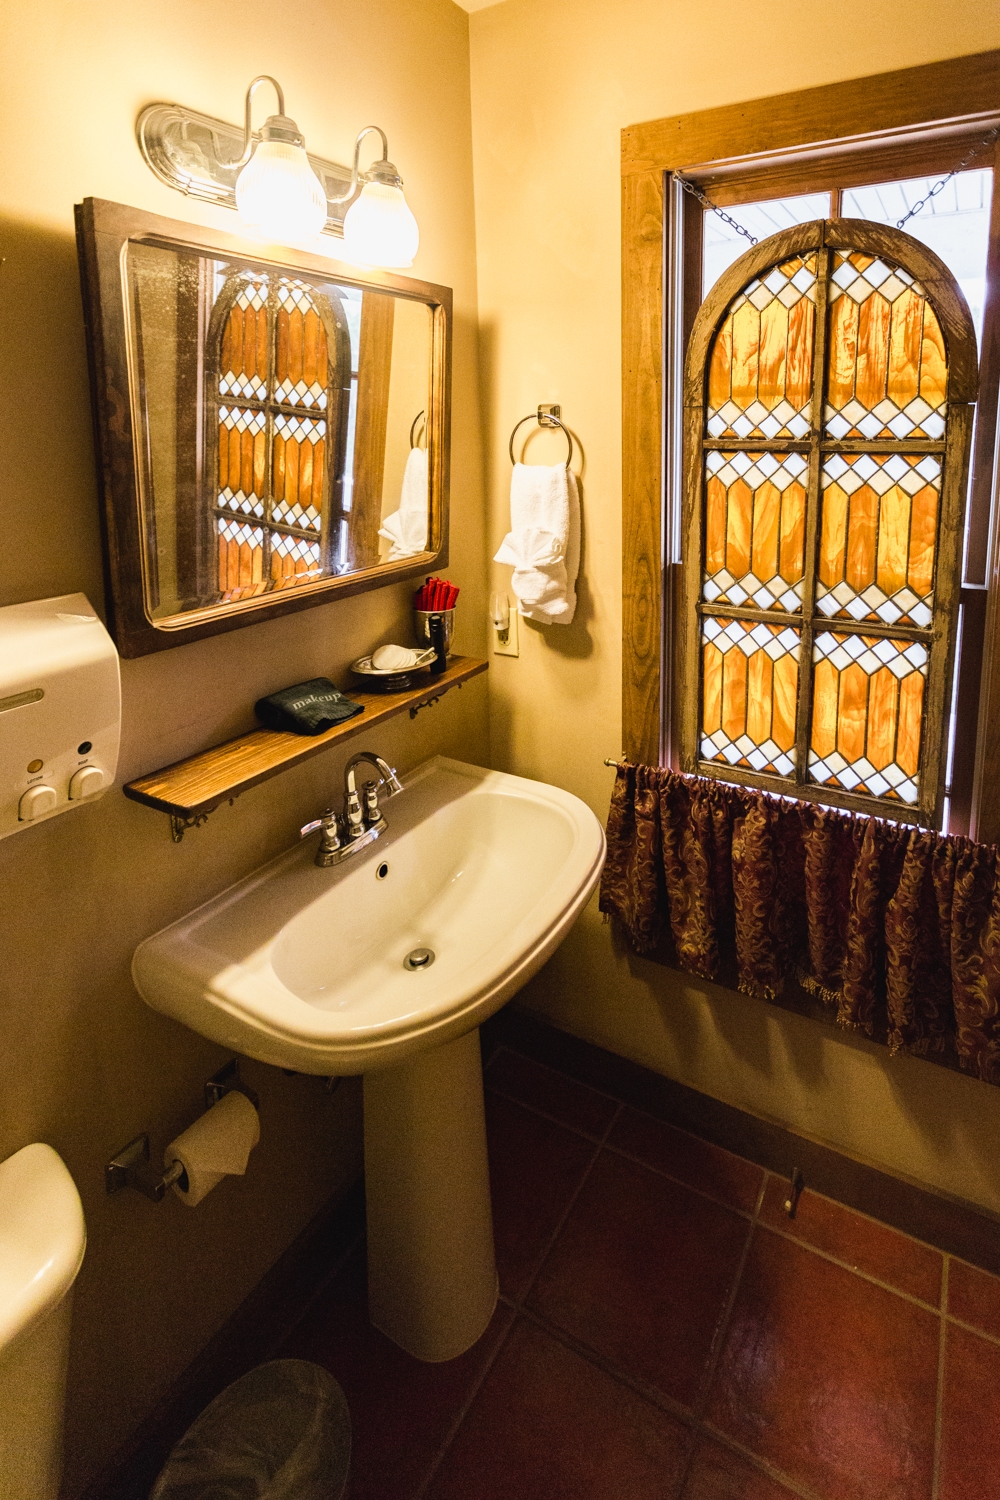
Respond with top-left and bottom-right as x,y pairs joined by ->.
136,103 -> 355,234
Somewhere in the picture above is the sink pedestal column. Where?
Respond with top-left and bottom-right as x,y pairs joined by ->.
363,1027 -> 497,1362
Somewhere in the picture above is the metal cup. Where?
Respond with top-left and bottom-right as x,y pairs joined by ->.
414,608 -> 454,655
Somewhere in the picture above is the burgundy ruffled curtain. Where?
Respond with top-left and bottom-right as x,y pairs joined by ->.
599,763 -> 1000,1084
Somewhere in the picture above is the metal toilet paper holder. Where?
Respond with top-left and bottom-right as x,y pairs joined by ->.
105,1060 -> 259,1202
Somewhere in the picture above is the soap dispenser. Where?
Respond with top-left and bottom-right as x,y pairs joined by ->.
0,594 -> 121,839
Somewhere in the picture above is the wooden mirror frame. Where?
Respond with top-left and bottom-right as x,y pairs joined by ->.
76,198 -> 452,658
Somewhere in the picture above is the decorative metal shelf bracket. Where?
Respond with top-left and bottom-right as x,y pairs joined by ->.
169,810 -> 213,844
136,103 -> 355,235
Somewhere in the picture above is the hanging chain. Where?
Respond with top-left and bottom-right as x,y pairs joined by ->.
896,125 -> 999,229
672,172 -> 758,245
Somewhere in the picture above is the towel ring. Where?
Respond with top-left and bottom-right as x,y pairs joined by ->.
409,410 -> 426,449
508,405 -> 573,467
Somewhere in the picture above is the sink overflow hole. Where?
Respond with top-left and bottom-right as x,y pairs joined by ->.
376,862 -> 389,880
404,947 -> 435,971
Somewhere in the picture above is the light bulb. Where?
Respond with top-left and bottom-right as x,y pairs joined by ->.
342,177 -> 419,268
236,134 -> 327,241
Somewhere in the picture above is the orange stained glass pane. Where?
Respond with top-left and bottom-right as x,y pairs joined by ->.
897,670 -> 924,777
730,302 -> 760,409
726,478 -> 752,577
876,486 -> 910,596
272,435 -> 285,499
303,309 -> 319,387
837,661 -> 868,764
708,321 -> 733,409
253,429 -> 266,499
811,659 -> 838,759
240,427 -> 256,496
854,293 -> 891,411
810,631 -> 927,803
919,306 -> 947,409
705,477 -> 726,573
824,251 -> 948,440
752,481 -> 780,582
703,643 -> 723,734
227,426 -> 241,489
867,667 -> 899,771
255,304 -> 268,382
700,618 -> 800,775
757,301 -> 788,409
285,437 -> 300,503
288,309 -> 304,385
827,294 -> 858,410
845,487 -> 878,592
276,308 -> 289,384
722,647 -> 747,740
785,297 -> 814,411
818,484 -> 848,589
746,651 -> 773,744
772,653 -> 798,751
778,483 -> 806,584
887,289 -> 922,409
817,454 -> 941,625
908,485 -> 938,597
702,453 -> 808,610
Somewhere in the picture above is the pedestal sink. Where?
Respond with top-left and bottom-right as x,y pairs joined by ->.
134,756 -> 605,1360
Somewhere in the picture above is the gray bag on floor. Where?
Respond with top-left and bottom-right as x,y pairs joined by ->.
149,1360 -> 350,1500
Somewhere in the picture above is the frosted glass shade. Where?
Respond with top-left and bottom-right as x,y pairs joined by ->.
342,181 -> 419,268
235,141 -> 328,240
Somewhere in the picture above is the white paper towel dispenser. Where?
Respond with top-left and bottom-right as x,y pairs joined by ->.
0,593 -> 120,839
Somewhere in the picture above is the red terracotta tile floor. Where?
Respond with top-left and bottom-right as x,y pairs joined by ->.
274,1044 -> 1000,1500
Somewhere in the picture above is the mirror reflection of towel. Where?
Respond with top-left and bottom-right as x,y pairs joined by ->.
379,447 -> 429,559
494,463 -> 580,624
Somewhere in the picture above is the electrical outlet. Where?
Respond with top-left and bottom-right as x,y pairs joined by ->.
493,608 -> 519,657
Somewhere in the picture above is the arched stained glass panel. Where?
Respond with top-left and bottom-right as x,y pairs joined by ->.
684,221 -> 977,828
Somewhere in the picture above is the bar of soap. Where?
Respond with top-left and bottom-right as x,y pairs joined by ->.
372,644 -> 420,670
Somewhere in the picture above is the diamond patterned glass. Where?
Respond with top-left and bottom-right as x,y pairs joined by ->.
275,279 -> 329,409
703,451 -> 808,611
270,530 -> 323,588
218,407 -> 266,517
219,281 -> 269,400
824,252 -> 948,440
817,453 -> 940,626
809,631 -> 926,803
707,255 -> 817,440
701,618 -> 800,775
272,414 -> 326,533
217,517 -> 266,600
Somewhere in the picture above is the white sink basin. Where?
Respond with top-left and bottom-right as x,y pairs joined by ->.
133,755 -> 605,1364
134,755 -> 605,1074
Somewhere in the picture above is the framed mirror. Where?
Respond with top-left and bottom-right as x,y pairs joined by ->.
76,199 -> 450,657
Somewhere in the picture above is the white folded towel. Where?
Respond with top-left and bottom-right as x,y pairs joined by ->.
493,462 -> 580,625
379,447 -> 428,559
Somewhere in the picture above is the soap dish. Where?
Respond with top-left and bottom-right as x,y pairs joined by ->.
350,649 -> 436,693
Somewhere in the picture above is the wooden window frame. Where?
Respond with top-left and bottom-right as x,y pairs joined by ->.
621,50 -> 1000,837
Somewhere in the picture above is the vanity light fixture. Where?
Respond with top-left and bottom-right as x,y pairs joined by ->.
136,77 -> 419,266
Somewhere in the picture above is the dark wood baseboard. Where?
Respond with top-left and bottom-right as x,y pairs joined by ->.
82,1178 -> 366,1500
482,1006 -> 1000,1278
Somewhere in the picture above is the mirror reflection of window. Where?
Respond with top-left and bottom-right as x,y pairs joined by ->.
124,242 -> 435,624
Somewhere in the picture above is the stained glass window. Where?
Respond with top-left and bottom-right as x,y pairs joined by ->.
210,272 -> 352,602
687,224 -> 977,826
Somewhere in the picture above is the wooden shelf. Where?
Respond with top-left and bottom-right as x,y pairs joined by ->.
123,656 -> 488,823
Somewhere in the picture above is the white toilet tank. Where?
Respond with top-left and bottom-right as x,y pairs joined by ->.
0,1143 -> 86,1500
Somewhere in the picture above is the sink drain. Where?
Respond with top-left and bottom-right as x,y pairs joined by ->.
403,947 -> 435,971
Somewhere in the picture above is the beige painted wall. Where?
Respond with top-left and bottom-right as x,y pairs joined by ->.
0,2 -> 486,1492
468,3 -> 1000,1213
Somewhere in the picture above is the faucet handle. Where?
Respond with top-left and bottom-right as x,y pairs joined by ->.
301,807 -> 339,840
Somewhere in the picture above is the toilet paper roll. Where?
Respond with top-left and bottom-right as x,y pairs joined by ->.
165,1089 -> 260,1208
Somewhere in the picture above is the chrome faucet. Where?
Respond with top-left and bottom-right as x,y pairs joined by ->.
300,750 -> 403,867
